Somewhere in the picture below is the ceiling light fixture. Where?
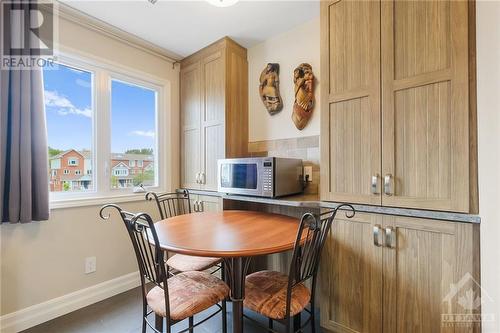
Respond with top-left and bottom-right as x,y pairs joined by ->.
206,0 -> 239,7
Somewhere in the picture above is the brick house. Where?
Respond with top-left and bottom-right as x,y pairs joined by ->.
110,153 -> 154,188
49,150 -> 154,191
49,149 -> 92,192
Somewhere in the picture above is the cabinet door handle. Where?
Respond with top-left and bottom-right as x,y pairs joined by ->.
194,201 -> 199,212
384,174 -> 393,196
385,227 -> 396,249
201,172 -> 206,185
373,224 -> 384,247
195,173 -> 200,184
371,174 -> 379,194
199,201 -> 204,212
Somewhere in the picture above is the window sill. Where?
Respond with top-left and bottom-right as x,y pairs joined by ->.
49,192 -> 148,210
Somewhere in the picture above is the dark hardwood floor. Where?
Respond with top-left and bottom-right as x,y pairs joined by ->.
22,287 -> 321,333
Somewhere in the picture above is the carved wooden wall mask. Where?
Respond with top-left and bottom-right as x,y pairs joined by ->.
259,63 -> 283,115
292,63 -> 315,130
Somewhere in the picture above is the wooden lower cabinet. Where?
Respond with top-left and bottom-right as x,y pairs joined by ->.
191,194 -> 222,213
198,195 -> 222,212
320,214 -> 480,333
320,212 -> 383,333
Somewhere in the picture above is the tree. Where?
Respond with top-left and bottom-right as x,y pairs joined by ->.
111,175 -> 118,188
133,170 -> 154,186
63,182 -> 70,191
48,146 -> 63,157
125,148 -> 153,155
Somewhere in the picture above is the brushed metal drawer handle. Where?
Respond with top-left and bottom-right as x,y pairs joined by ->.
371,174 -> 379,194
385,227 -> 396,249
384,174 -> 393,196
373,224 -> 384,247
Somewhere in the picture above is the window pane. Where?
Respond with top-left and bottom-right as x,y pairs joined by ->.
43,63 -> 94,193
110,80 -> 157,189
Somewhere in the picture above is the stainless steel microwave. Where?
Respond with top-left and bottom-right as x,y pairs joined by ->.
217,157 -> 304,198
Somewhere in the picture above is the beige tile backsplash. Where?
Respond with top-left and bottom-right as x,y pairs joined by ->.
248,135 -> 320,194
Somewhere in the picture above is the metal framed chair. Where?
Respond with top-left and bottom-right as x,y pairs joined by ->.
242,204 -> 355,333
145,190 -> 223,276
99,204 -> 228,333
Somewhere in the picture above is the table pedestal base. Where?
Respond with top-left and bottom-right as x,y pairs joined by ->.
224,257 -> 252,333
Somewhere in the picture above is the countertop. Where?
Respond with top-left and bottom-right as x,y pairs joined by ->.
184,189 -> 481,224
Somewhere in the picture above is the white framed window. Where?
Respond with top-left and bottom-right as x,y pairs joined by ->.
51,170 -> 57,176
44,53 -> 167,205
68,158 -> 79,166
129,160 -> 136,167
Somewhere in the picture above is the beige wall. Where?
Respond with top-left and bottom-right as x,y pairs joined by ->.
248,18 -> 320,142
0,13 -> 179,316
477,1 -> 500,331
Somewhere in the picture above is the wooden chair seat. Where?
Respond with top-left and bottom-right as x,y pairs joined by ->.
147,271 -> 229,321
166,254 -> 221,272
244,270 -> 311,320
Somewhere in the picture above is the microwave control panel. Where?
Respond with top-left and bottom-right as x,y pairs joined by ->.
262,160 -> 273,196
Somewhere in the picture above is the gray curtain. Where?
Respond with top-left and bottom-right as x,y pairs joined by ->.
0,1 -> 50,223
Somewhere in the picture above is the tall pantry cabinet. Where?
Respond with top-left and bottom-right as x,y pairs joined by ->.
180,37 -> 248,192
319,1 -> 480,333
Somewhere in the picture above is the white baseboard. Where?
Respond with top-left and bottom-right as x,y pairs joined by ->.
0,271 -> 141,333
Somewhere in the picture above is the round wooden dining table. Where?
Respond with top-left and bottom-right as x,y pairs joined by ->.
152,210 -> 301,333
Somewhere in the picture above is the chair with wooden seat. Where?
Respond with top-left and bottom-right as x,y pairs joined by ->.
99,204 -> 229,333
145,190 -> 222,276
243,204 -> 355,333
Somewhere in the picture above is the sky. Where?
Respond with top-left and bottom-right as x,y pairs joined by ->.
43,63 -> 156,154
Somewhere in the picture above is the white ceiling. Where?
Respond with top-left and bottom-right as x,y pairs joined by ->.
61,0 -> 320,59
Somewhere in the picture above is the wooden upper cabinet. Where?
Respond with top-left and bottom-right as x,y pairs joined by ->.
180,62 -> 201,190
180,37 -> 248,191
381,0 -> 471,212
201,51 -> 225,190
320,0 -> 476,213
320,0 -> 382,205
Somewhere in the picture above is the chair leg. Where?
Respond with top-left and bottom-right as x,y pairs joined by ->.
142,302 -> 147,333
310,303 -> 316,333
155,315 -> 164,333
222,300 -> 227,333
189,316 -> 194,333
293,314 -> 301,332
285,316 -> 292,333
268,318 -> 274,332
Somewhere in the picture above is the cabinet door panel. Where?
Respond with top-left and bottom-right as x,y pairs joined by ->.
203,51 -> 225,124
182,130 -> 201,189
383,216 -> 479,333
198,195 -> 222,212
203,124 -> 224,190
320,0 -> 381,205
201,51 -> 225,190
180,62 -> 201,189
320,212 -> 383,333
381,0 -> 469,212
